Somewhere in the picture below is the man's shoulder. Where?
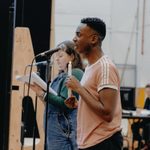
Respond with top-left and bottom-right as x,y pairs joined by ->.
98,55 -> 116,68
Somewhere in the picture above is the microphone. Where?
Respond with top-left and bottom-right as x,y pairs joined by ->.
27,61 -> 48,66
37,44 -> 66,57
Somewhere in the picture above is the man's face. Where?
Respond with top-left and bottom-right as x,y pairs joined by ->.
73,23 -> 96,55
145,87 -> 150,98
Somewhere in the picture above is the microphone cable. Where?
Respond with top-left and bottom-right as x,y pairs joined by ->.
20,56 -> 37,150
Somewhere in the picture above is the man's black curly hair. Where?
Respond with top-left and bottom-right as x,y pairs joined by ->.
81,17 -> 106,41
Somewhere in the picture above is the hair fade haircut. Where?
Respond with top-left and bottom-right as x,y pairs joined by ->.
81,17 -> 106,41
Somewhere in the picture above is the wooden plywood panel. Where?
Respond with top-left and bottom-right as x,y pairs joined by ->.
9,27 -> 44,150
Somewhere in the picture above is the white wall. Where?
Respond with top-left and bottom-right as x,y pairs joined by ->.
136,0 -> 150,87
54,0 -> 150,87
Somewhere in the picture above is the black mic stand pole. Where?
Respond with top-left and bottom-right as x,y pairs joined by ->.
44,55 -> 52,150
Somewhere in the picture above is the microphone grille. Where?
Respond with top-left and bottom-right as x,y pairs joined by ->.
59,44 -> 66,51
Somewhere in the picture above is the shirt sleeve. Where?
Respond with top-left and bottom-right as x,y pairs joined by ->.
98,62 -> 119,92
144,98 -> 150,110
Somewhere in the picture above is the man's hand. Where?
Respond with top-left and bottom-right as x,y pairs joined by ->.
65,76 -> 82,93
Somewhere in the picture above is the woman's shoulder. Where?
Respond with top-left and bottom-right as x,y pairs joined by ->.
72,68 -> 84,81
72,68 -> 84,74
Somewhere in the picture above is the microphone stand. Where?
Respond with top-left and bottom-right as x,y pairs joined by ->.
28,48 -> 58,150
21,58 -> 40,150
44,55 -> 52,150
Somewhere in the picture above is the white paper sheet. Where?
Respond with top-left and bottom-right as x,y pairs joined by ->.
16,72 -> 57,96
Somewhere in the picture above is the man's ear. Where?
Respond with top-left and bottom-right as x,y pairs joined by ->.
91,34 -> 99,44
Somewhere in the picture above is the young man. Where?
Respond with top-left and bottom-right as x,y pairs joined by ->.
66,17 -> 123,150
144,84 -> 150,110
131,84 -> 150,149
142,84 -> 150,148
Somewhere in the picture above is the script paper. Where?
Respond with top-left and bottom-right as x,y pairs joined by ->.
16,72 -> 57,96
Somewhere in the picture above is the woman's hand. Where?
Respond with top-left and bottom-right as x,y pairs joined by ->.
26,82 -> 45,98
64,96 -> 78,109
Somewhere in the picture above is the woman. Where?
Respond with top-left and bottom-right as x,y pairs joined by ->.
30,40 -> 83,150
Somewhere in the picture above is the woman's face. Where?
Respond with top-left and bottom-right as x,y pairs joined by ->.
56,50 -> 73,72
